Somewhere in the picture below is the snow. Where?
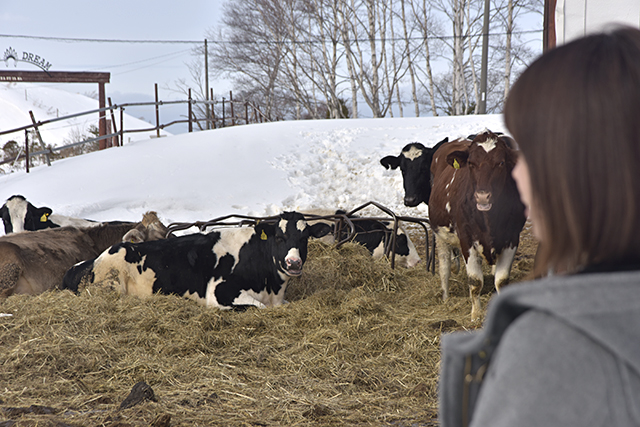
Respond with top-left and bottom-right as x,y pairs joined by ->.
0,82 -> 170,149
0,84 -> 507,234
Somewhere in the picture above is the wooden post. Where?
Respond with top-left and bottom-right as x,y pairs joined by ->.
210,88 -> 215,129
108,97 -> 119,147
245,102 -> 249,125
188,89 -> 193,133
154,83 -> 161,138
24,129 -> 29,173
222,97 -> 226,128
212,99 -> 216,129
120,106 -> 125,146
99,82 -> 107,150
230,91 -> 235,126
28,110 -> 47,170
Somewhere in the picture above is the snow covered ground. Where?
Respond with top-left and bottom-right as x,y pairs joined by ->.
0,83 -> 170,150
0,84 -> 507,234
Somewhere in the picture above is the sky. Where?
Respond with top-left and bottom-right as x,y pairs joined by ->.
0,84 -> 506,235
0,1 -> 225,131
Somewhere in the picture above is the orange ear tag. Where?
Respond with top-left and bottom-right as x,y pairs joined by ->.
261,230 -> 268,240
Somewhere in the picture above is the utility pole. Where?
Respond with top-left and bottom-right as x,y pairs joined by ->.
205,39 -> 210,130
478,0 -> 490,114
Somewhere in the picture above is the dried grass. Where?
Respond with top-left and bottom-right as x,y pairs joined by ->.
0,224 -> 537,426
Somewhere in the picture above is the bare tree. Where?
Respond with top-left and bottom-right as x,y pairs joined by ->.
183,0 -> 543,121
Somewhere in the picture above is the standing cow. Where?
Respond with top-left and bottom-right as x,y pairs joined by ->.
380,137 -> 450,207
429,130 -> 526,320
62,212 -> 332,310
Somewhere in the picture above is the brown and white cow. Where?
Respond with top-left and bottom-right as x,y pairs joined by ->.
0,212 -> 170,297
429,130 -> 526,320
121,211 -> 174,243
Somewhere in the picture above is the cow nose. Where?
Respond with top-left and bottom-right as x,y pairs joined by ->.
404,196 -> 418,206
475,191 -> 492,211
287,258 -> 303,271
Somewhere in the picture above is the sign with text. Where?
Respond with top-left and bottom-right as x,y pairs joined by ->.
3,47 -> 52,72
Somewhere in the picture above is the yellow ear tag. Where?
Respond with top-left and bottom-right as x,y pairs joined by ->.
40,213 -> 49,222
453,159 -> 460,169
261,230 -> 268,240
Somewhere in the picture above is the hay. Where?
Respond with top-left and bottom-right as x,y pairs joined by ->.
0,226 -> 537,426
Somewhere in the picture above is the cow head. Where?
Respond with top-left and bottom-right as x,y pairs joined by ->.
259,212 -> 332,277
380,137 -> 448,207
0,195 -> 55,234
445,130 -> 519,212
122,211 -> 173,243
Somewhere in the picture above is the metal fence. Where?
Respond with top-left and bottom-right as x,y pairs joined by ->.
0,89 -> 270,172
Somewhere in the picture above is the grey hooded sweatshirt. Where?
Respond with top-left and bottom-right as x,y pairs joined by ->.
439,269 -> 640,427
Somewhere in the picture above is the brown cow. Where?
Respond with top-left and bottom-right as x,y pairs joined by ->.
0,212 -> 170,297
429,129 -> 526,320
121,211 -> 174,243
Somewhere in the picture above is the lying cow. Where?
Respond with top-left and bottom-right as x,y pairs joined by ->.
122,211 -> 174,243
306,209 -> 421,268
0,194 -> 129,234
429,129 -> 526,320
0,212 -> 170,297
62,212 -> 332,309
380,137 -> 450,207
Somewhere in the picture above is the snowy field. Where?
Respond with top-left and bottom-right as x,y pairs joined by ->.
0,84 -> 507,234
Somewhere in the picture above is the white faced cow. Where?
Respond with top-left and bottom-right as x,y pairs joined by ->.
429,130 -> 526,320
62,212 -> 332,310
0,195 -> 128,234
380,137 -> 450,207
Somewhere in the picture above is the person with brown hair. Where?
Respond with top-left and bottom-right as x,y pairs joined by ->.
439,26 -> 640,427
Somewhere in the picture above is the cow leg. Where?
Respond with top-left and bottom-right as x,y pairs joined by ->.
494,245 -> 518,293
465,246 -> 484,321
435,235 -> 452,300
232,290 -> 268,309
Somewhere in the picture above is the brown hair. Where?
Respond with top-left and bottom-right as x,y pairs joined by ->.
505,26 -> 640,275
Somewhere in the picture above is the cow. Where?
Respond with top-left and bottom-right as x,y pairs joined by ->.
0,212 -> 170,297
306,209 -> 421,268
428,129 -> 526,320
380,137 -> 450,207
61,212 -> 333,310
0,195 -> 129,234
121,211 -> 174,243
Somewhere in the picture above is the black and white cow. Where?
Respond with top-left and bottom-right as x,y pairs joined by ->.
0,195 -> 112,234
308,209 -> 421,268
62,212 -> 332,309
380,137 -> 450,207
0,195 -> 55,233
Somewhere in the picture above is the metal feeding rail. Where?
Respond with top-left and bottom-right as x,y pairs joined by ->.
166,202 -> 435,274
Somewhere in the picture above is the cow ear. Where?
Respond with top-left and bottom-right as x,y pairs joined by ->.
446,150 -> 469,169
36,207 -> 53,223
309,222 -> 332,238
380,155 -> 401,170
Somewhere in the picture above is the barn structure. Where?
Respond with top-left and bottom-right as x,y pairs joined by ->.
545,0 -> 640,49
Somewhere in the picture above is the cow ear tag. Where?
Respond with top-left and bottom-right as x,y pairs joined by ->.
40,213 -> 49,222
261,230 -> 268,240
453,159 -> 460,169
